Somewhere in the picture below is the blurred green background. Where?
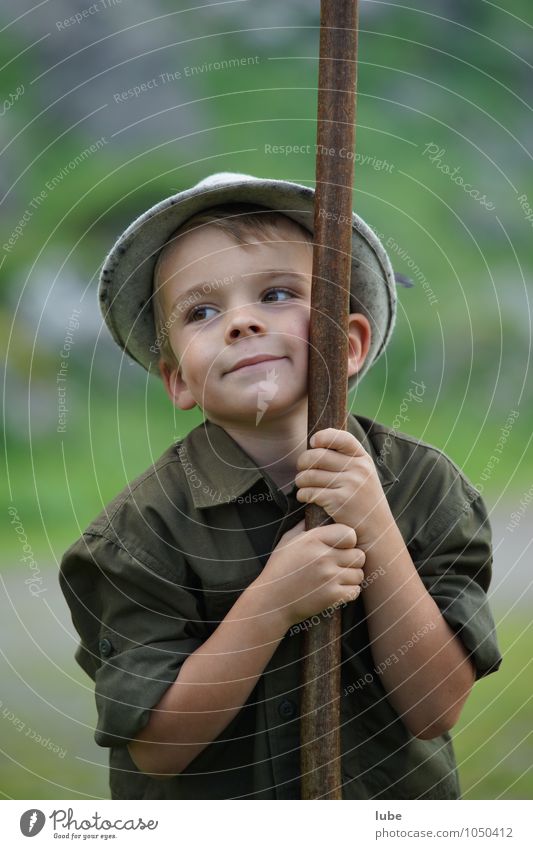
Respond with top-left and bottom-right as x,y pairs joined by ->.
1,0 -> 531,800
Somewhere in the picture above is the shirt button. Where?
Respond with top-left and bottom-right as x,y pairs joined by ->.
99,638 -> 113,657
278,699 -> 297,719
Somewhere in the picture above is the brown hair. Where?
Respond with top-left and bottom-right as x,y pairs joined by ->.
152,203 -> 313,368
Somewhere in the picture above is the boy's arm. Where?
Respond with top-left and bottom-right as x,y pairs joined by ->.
295,428 -> 498,740
359,515 -> 476,740
127,582 -> 289,778
128,518 -> 365,778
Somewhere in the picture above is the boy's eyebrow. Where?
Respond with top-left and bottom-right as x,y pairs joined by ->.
168,269 -> 310,314
241,267 -> 310,280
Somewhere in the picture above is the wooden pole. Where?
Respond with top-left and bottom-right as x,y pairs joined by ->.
300,0 -> 359,800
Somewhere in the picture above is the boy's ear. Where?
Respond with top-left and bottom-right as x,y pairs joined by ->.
347,312 -> 372,379
158,359 -> 197,410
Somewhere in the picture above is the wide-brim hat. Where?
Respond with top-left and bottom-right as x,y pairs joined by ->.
98,171 -> 397,387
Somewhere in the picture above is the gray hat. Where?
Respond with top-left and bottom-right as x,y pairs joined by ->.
98,171 -> 397,388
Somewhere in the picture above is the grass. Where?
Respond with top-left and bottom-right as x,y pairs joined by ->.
454,610 -> 533,799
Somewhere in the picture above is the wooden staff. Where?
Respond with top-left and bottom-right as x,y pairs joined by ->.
300,0 -> 359,800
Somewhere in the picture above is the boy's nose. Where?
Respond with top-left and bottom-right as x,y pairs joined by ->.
225,308 -> 267,341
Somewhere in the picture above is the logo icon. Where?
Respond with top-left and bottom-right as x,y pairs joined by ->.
20,810 -> 46,837
256,368 -> 280,424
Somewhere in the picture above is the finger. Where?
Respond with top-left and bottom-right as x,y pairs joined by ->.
294,468 -> 341,489
295,487 -> 327,506
316,523 -> 357,548
336,549 -> 366,571
344,585 -> 362,602
297,447 -> 353,473
297,487 -> 345,512
311,428 -> 367,457
339,569 -> 366,590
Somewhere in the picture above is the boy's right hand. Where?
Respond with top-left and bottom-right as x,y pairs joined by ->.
252,519 -> 366,628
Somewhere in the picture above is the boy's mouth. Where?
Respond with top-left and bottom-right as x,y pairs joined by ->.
225,354 -> 285,374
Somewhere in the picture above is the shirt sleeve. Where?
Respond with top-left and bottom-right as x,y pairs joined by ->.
412,486 -> 503,682
59,531 -> 209,748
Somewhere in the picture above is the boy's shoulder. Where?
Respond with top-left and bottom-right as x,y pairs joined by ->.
351,412 -> 485,546
353,411 -> 479,497
76,417 -> 261,543
80,439 -> 189,541
78,413 -> 483,550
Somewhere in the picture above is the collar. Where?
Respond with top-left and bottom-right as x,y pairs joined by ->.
178,413 -> 398,509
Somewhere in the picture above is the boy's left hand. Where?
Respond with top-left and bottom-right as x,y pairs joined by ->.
295,428 -> 392,550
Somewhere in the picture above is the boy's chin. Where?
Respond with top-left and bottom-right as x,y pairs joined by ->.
205,394 -> 308,428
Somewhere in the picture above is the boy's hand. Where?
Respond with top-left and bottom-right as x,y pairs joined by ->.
253,519 -> 366,628
294,428 -> 392,550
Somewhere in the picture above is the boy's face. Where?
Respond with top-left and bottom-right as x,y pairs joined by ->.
156,223 -> 370,428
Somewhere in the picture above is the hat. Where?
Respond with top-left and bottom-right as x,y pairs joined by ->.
98,171 -> 397,387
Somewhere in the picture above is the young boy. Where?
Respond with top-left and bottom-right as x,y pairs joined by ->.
60,172 -> 502,800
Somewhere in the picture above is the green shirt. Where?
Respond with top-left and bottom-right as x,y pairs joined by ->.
59,413 -> 502,800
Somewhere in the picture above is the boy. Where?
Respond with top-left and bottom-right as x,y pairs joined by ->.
60,172 -> 502,800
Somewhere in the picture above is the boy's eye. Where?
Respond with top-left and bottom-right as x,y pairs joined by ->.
262,287 -> 294,302
187,305 -> 218,323
185,288 -> 294,323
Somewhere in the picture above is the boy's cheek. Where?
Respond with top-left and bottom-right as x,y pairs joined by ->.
284,305 -> 310,335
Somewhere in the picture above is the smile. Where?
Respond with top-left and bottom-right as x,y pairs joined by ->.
226,356 -> 286,374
